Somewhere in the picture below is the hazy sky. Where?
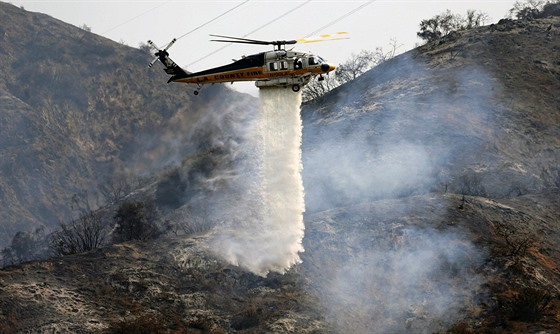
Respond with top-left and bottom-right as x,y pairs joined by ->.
9,0 -> 517,95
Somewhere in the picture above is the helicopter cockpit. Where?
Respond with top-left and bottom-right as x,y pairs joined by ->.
308,55 -> 325,66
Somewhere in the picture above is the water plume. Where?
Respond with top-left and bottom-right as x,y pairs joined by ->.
209,87 -> 305,276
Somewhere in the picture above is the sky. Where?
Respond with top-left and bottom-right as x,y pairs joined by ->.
9,0 -> 517,95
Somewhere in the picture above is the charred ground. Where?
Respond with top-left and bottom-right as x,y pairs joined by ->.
0,3 -> 559,334
0,2 -> 256,248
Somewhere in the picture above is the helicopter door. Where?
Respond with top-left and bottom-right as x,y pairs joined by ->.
268,61 -> 289,72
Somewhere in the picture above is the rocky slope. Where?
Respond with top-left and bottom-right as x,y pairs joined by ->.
1,191 -> 558,333
301,16 -> 560,213
0,2 -> 256,247
0,4 -> 559,334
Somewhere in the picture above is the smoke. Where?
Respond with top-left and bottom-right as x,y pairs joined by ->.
306,219 -> 485,333
300,53 -> 497,332
208,87 -> 305,276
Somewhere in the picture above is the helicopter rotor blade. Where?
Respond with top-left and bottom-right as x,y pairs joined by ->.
296,31 -> 349,44
162,38 -> 177,51
147,40 -> 160,51
207,32 -> 345,49
210,34 -> 297,46
147,38 -> 177,52
209,34 -> 269,44
211,38 -> 270,45
148,56 -> 159,68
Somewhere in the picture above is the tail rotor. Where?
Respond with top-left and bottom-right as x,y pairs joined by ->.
147,38 -> 177,68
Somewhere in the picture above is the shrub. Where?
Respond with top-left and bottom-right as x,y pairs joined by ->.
99,178 -> 133,205
510,287 -> 552,322
50,212 -> 106,256
231,304 -> 260,330
417,10 -> 489,43
492,221 -> 535,259
510,0 -> 560,19
540,1 -> 560,17
155,169 -> 186,210
2,226 -> 47,265
112,201 -> 160,243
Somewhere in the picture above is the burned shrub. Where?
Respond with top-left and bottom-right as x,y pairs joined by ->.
50,212 -> 106,256
112,201 -> 160,243
510,287 -> 553,322
155,168 -> 187,210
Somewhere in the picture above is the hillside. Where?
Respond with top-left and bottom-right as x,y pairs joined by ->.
0,2 -> 256,247
0,3 -> 559,334
1,192 -> 558,333
301,17 -> 560,212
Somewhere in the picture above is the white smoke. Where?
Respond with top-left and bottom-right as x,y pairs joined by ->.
208,87 -> 305,276
307,222 -> 485,333
299,54 -> 497,332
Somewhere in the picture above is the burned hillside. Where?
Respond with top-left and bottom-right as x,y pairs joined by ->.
0,2 -> 559,333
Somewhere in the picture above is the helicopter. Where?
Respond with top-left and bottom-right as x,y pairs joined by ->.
148,33 -> 345,95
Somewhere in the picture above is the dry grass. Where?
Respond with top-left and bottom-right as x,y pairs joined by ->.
108,315 -> 168,334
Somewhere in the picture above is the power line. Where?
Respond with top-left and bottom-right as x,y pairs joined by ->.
185,0 -> 374,68
103,1 -> 249,43
306,0 -> 377,37
176,0 -> 251,41
242,0 -> 312,38
187,0 -> 312,67
101,1 -> 170,36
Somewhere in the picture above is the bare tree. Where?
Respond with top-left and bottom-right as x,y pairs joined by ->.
510,0 -> 546,19
302,74 -> 339,102
302,40 -> 401,102
336,43 -> 400,84
464,9 -> 490,29
99,178 -> 132,205
493,220 -> 536,260
50,211 -> 106,256
79,24 -> 92,32
335,50 -> 377,84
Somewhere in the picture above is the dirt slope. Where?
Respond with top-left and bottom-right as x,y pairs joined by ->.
0,2 -> 256,247
0,8 -> 559,334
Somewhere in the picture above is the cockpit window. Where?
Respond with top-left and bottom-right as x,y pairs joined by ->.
308,56 -> 324,66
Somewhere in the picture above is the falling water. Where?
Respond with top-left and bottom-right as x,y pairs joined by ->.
209,87 -> 305,276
